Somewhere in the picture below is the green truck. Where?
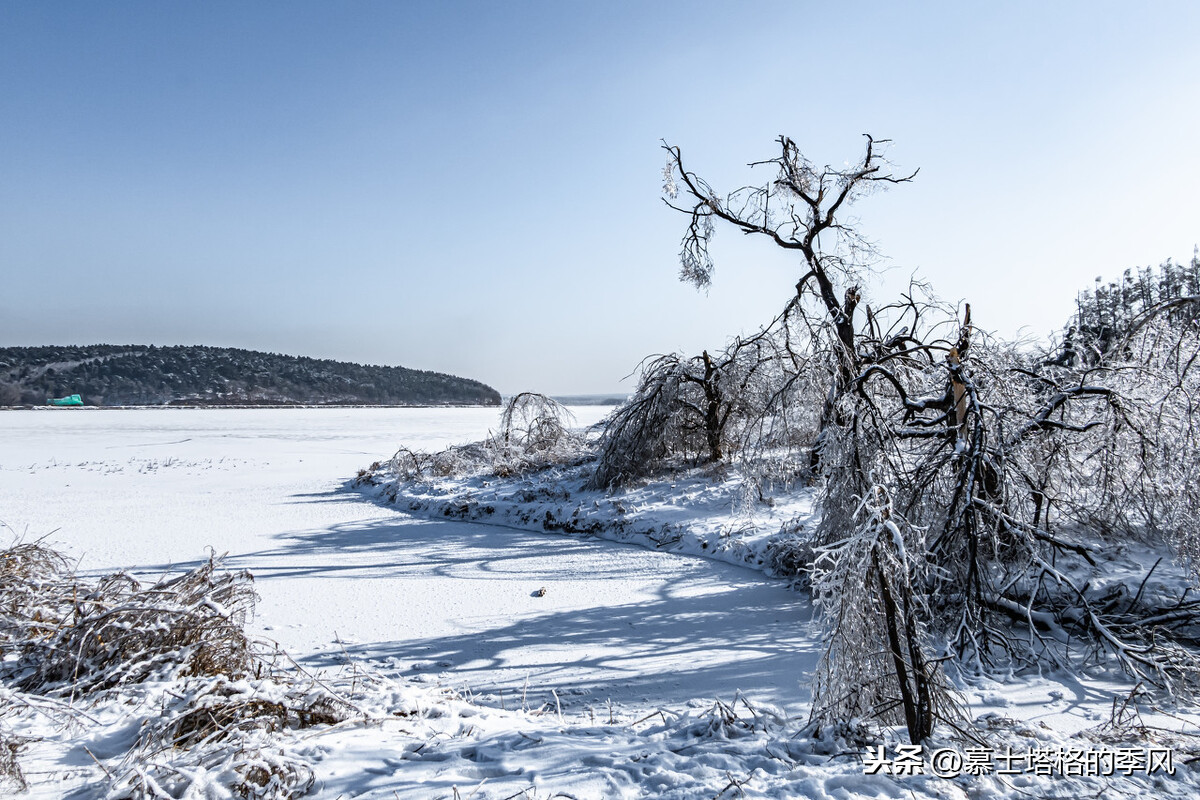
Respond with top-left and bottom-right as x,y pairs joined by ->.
47,394 -> 84,407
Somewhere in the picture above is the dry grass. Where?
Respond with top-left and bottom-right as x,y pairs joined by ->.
108,735 -> 316,800
0,541 -> 355,798
106,675 -> 349,799
155,676 -> 353,749
3,552 -> 256,695
762,530 -> 814,581
0,700 -> 26,793
0,541 -> 73,643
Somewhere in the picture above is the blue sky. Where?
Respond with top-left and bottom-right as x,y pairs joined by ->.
2,2 -> 1198,394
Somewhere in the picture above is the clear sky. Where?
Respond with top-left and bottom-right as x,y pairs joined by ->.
2,2 -> 1198,394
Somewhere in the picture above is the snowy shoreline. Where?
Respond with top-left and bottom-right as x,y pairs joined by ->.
354,461 -> 819,585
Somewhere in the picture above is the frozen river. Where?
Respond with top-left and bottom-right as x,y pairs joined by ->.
0,407 -> 818,716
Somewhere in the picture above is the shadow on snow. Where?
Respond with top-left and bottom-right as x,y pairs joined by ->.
119,482 -> 824,714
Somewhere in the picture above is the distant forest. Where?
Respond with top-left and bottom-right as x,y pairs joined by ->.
0,345 -> 501,407
1062,252 -> 1200,362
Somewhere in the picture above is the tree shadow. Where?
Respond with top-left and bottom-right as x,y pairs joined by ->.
119,482 -> 823,714
310,569 -> 823,715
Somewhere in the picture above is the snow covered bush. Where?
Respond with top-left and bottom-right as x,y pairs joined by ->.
589,323 -> 825,489
0,542 -> 356,798
762,528 -> 813,581
588,353 -> 701,489
6,554 -> 256,695
488,391 -> 582,476
363,392 -> 587,485
1074,310 -> 1200,573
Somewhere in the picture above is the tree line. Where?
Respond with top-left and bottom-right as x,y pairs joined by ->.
0,345 -> 500,407
1060,252 -> 1200,364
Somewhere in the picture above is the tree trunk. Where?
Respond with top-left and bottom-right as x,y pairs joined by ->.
701,350 -> 724,462
874,548 -> 933,743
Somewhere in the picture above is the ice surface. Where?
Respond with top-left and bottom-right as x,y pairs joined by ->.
0,407 -> 819,714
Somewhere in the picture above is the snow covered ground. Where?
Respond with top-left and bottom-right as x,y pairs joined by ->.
2,407 -> 1199,798
0,407 -> 819,715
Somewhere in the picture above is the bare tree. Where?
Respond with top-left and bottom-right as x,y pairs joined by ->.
657,135 -> 1200,742
589,329 -> 796,489
663,135 -> 917,459
497,392 -> 575,455
381,392 -> 583,483
808,290 -> 1200,739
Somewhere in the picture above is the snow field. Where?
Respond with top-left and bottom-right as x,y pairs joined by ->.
2,407 -> 1199,798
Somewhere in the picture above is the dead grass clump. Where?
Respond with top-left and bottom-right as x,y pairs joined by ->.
159,677 -> 354,749
0,736 -> 24,794
0,545 -> 75,788
763,532 -> 814,580
109,736 -> 315,800
171,695 -> 290,748
0,701 -> 26,793
0,541 -> 359,798
112,675 -> 352,799
761,515 -> 814,580
232,747 -> 316,800
0,541 -> 73,645
9,555 -> 256,695
686,693 -> 785,741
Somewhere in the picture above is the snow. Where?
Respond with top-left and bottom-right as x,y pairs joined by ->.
2,407 -> 1199,798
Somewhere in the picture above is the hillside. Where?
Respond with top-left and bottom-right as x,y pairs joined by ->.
0,344 -> 501,407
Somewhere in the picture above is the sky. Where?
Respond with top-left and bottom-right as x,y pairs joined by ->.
2,2 -> 1198,395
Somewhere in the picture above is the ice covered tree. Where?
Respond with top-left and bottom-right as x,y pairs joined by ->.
662,134 -> 917,459
633,135 -> 1200,743
594,135 -> 915,488
588,327 -> 809,489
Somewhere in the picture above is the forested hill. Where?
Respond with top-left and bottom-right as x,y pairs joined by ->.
0,345 -> 501,407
